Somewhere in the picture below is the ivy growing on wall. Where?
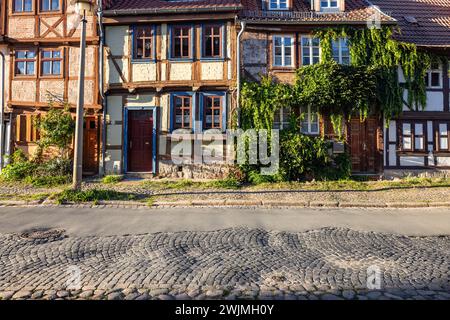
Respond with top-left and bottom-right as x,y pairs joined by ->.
314,26 -> 431,121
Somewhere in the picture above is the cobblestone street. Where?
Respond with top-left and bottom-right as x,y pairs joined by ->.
0,227 -> 449,300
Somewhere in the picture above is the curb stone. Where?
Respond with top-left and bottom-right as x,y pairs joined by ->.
1,200 -> 450,209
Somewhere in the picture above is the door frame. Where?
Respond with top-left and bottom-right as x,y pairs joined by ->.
123,106 -> 157,174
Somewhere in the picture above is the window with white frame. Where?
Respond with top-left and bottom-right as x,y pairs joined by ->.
332,38 -> 350,65
425,62 -> 442,88
301,36 -> 320,66
273,35 -> 294,67
269,0 -> 288,10
438,123 -> 449,151
300,106 -> 320,135
320,0 -> 339,10
402,122 -> 425,151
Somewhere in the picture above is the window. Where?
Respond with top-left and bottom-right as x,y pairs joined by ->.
332,38 -> 350,65
203,25 -> 223,58
203,96 -> 222,130
438,123 -> 449,151
300,106 -> 319,135
173,95 -> 192,129
425,63 -> 442,88
15,50 -> 36,76
321,0 -> 338,9
269,0 -> 288,10
13,0 -> 32,12
41,0 -> 59,11
301,36 -> 320,66
273,35 -> 294,67
172,26 -> 192,59
401,122 -> 425,151
41,49 -> 62,76
133,26 -> 154,60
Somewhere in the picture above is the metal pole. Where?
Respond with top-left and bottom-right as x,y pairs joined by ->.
0,52 -> 5,171
72,12 -> 87,190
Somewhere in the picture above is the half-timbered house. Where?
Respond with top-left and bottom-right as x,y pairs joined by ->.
2,0 -> 101,174
101,0 -> 241,177
239,0 -> 397,175
372,0 -> 450,177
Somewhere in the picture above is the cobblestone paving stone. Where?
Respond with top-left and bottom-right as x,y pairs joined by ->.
0,227 -> 449,300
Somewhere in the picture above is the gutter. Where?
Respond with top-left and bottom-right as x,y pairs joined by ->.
98,0 -> 107,176
0,51 -> 5,171
236,20 -> 246,128
103,6 -> 243,16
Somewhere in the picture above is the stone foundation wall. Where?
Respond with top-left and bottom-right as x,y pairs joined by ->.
384,169 -> 450,179
158,160 -> 232,179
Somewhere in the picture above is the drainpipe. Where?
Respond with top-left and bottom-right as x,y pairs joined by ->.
97,0 -> 107,176
236,21 -> 246,128
0,51 -> 5,171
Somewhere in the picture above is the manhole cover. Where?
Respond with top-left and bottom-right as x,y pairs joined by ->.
20,228 -> 66,243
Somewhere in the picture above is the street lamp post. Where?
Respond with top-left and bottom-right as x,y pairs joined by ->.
72,0 -> 93,190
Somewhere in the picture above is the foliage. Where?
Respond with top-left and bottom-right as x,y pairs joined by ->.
240,76 -> 294,130
314,26 -> 432,122
55,189 -> 136,204
294,61 -> 377,135
35,103 -> 75,159
0,150 -> 71,187
204,178 -> 241,190
102,175 -> 124,184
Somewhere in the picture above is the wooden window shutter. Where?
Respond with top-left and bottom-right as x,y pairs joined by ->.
16,115 -> 27,142
32,114 -> 40,142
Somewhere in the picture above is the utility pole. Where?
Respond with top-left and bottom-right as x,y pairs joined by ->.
72,10 -> 87,190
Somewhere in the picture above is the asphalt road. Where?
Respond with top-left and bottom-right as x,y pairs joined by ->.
0,206 -> 449,236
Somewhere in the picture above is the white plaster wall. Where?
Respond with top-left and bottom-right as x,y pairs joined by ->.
201,62 -> 223,80
436,157 -> 450,167
105,26 -> 129,84
11,80 -> 36,102
403,90 -> 444,111
400,156 -> 425,167
107,96 -> 123,122
107,125 -> 122,146
104,150 -> 122,174
160,93 -> 169,132
126,94 -> 156,107
170,63 -> 192,81
161,24 -> 168,60
132,63 -> 157,82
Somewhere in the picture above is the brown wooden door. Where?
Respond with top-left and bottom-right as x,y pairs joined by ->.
83,116 -> 99,175
128,110 -> 153,172
349,117 -> 380,173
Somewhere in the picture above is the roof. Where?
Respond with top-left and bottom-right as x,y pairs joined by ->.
103,0 -> 242,14
240,0 -> 396,24
370,0 -> 450,47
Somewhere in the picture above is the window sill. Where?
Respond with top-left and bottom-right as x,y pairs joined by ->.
398,151 -> 428,156
168,58 -> 194,63
200,57 -> 225,62
13,74 -> 37,79
131,59 -> 157,64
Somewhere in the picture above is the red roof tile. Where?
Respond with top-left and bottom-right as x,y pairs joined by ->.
371,0 -> 450,47
240,0 -> 395,23
103,0 -> 242,12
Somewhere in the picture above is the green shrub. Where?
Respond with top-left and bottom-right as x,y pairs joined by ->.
102,175 -> 123,184
246,170 -> 283,185
25,175 -> 71,187
56,189 -> 136,204
206,178 -> 241,189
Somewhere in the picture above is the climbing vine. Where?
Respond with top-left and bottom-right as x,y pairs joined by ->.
314,26 -> 432,122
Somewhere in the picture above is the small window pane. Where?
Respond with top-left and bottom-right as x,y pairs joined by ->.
439,124 -> 448,136
403,123 -> 411,135
415,123 -> 423,136
431,72 -> 441,87
415,137 -> 424,150
403,137 -> 412,149
440,138 -> 449,150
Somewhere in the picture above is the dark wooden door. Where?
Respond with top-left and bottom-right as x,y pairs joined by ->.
349,117 -> 380,173
83,116 -> 99,175
128,110 -> 153,172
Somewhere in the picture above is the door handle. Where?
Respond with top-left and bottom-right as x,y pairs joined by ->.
145,142 -> 150,145
129,141 -> 132,149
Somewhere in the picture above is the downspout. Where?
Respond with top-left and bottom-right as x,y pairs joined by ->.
97,0 -> 107,176
236,21 -> 246,128
0,51 -> 5,171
